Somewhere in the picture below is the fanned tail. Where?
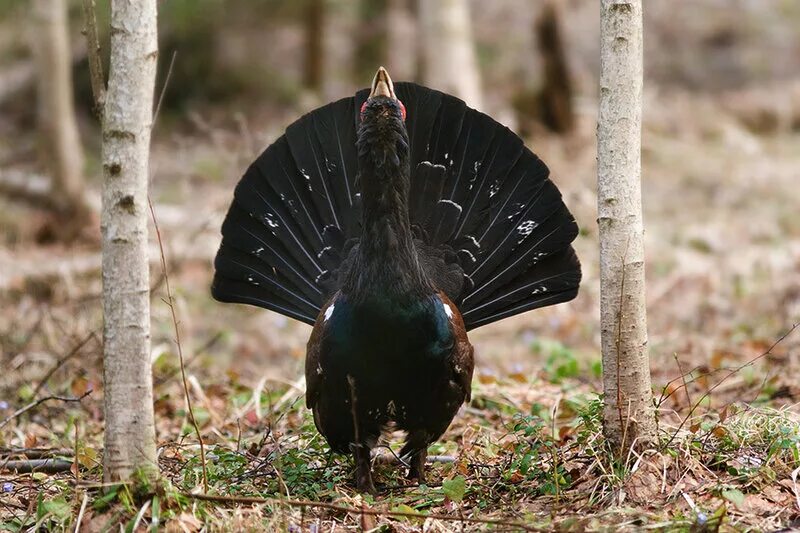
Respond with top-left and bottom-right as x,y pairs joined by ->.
213,82 -> 581,330
356,83 -> 582,330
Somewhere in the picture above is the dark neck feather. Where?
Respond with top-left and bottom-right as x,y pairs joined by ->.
342,103 -> 432,303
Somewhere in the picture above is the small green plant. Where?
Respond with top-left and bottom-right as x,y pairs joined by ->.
532,338 -> 580,382
505,414 -> 570,496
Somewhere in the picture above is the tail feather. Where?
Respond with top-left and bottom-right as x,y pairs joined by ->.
212,81 -> 581,330
461,249 -> 581,329
467,177 -> 570,290
219,205 -> 322,301
285,100 -> 360,234
250,138 -> 325,251
213,245 -> 320,319
409,162 -> 446,225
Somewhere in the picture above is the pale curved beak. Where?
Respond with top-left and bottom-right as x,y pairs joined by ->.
369,66 -> 396,99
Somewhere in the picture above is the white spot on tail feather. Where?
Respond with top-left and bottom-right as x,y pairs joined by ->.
324,303 -> 335,321
439,199 -> 462,214
420,161 -> 446,171
464,235 -> 480,249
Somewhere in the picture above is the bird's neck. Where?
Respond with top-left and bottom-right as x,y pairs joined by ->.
342,122 -> 432,303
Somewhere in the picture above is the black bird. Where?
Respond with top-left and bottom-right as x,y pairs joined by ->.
212,67 -> 581,493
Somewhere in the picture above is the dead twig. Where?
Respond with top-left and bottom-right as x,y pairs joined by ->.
145,47 -> 208,493
0,448 -> 74,459
148,197 -> 207,493
179,492 -> 544,531
0,390 -> 92,430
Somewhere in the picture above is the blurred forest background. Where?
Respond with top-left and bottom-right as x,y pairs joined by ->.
1,0 -> 800,529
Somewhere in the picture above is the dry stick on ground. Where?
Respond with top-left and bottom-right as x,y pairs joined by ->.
1,459 -> 74,474
0,390 -> 92,430
179,492 -> 544,532
0,448 -> 74,459
661,322 -> 800,451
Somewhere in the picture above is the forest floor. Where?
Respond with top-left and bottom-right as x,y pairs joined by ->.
1,84 -> 800,531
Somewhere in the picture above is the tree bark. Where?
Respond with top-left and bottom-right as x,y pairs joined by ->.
597,0 -> 656,453
418,0 -> 483,109
31,0 -> 92,232
100,0 -> 159,483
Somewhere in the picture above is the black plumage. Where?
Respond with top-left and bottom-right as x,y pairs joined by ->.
212,67 -> 581,493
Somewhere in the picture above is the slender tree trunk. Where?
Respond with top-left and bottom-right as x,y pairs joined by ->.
597,0 -> 656,453
535,1 -> 574,133
418,0 -> 482,109
385,0 -> 416,81
304,0 -> 325,92
100,0 -> 159,483
31,0 -> 91,233
323,0 -> 358,100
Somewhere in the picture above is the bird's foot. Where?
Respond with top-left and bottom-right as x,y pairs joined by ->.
406,450 -> 427,485
354,443 -> 377,495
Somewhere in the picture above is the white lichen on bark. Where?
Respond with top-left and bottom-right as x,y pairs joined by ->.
597,0 -> 656,450
419,0 -> 483,110
101,0 -> 158,482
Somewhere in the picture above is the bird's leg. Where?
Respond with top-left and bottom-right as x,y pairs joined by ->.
353,443 -> 377,495
346,375 -> 376,494
406,448 -> 427,484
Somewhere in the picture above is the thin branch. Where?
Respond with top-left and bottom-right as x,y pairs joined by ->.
179,492 -> 544,531
671,353 -> 693,409
145,48 -> 208,493
0,390 -> 92,430
148,197 -> 208,493
152,51 -> 177,128
0,448 -> 74,459
661,322 -> 800,451
80,0 -> 106,114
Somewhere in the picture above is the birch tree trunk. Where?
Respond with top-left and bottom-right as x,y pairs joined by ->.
31,0 -> 91,232
597,0 -> 656,452
418,0 -> 482,109
100,0 -> 158,483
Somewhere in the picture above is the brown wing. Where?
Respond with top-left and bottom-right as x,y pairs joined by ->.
305,294 -> 338,408
439,291 -> 474,403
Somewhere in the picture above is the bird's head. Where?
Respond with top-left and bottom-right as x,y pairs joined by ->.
360,67 -> 407,124
356,67 -> 409,170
